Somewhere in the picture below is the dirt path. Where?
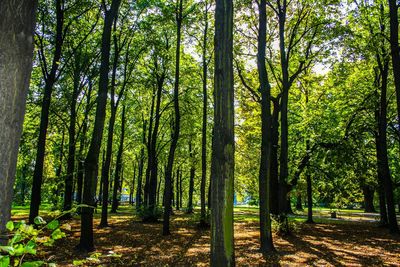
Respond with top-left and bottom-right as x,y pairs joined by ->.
36,211 -> 400,266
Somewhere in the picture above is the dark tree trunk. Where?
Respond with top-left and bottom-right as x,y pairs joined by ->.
53,129 -> 65,208
306,172 -> 314,223
0,0 -> 37,244
270,98 -> 280,216
99,151 -> 105,203
136,119 -> 146,210
30,0 -> 64,224
111,105 -> 126,213
200,0 -> 210,228
163,0 -> 183,235
388,0 -> 400,142
77,80 -> 92,204
362,186 -> 376,213
63,56 -> 81,215
76,0 -> 121,252
176,168 -> 180,211
187,142 -> 195,214
210,0 -> 235,264
375,53 -> 399,233
296,195 -> 303,211
257,0 -> 275,255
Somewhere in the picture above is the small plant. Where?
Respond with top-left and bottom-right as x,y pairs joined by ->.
137,206 -> 162,222
0,216 -> 68,267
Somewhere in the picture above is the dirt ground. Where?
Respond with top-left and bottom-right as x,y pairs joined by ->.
31,208 -> 400,267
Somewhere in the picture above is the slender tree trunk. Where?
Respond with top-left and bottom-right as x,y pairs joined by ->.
176,168 -> 180,211
257,0 -> 275,255
187,142 -> 195,213
76,0 -> 121,252
200,0 -> 209,228
270,98 -> 280,216
163,0 -> 183,235
136,119 -> 146,210
306,171 -> 314,223
111,105 -> 126,213
295,195 -> 303,210
0,0 -> 37,244
63,57 -> 80,215
210,0 -> 235,264
29,0 -> 64,224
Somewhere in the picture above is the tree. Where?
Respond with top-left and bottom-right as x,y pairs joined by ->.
76,0 -> 122,252
210,0 -> 235,265
0,0 -> 38,244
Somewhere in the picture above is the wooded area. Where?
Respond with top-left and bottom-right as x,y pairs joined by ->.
0,0 -> 400,266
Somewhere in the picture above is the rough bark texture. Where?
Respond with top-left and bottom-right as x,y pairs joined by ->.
77,0 -> 121,252
210,0 -> 235,265
362,186 -> 376,213
30,0 -> 64,224
306,172 -> 314,223
0,0 -> 37,244
257,0 -> 275,255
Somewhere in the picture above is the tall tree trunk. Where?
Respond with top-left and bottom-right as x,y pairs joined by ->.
111,105 -> 126,213
136,119 -> 146,210
76,0 -> 121,252
187,142 -> 195,213
77,81 -> 92,204
200,0 -> 210,228
270,97 -> 280,216
176,168 -> 180,210
388,0 -> 400,141
63,55 -> 81,214
29,0 -> 64,224
53,128 -> 65,208
0,0 -> 37,244
306,171 -> 314,223
257,0 -> 275,255
376,57 -> 399,233
295,194 -> 303,211
210,0 -> 235,264
162,0 -> 183,235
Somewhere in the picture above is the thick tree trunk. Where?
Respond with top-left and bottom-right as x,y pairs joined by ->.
29,0 -> 64,224
111,105 -> 126,213
76,0 -> 121,252
210,0 -> 235,264
270,98 -> 280,216
362,186 -> 376,213
257,0 -> 275,255
388,0 -> 400,141
0,0 -> 37,244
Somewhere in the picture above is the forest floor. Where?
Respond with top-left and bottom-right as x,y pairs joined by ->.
11,205 -> 400,266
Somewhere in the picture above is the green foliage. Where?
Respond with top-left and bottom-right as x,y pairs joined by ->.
137,206 -> 163,222
0,216 -> 67,267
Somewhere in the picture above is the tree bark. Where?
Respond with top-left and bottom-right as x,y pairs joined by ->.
306,171 -> 314,223
187,142 -> 195,214
362,186 -> 375,213
210,0 -> 235,264
257,0 -> 275,255
0,0 -> 37,244
136,119 -> 146,210
111,105 -> 126,213
76,0 -> 121,252
30,0 -> 64,224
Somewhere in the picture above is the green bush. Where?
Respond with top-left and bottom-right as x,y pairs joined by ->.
137,206 -> 162,222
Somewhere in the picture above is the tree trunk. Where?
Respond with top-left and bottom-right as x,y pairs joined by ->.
187,142 -> 195,214
176,168 -> 180,211
210,0 -> 235,264
0,0 -> 37,243
306,172 -> 314,223
362,186 -> 376,213
270,97 -> 280,216
29,0 -> 64,224
136,119 -> 146,210
388,0 -> 400,142
295,194 -> 303,211
162,0 -> 183,235
111,105 -> 126,213
76,0 -> 121,252
257,0 -> 275,255
200,0 -> 210,228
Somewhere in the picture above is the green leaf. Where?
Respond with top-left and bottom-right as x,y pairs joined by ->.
50,229 -> 65,240
6,221 -> 14,232
0,256 -> 10,267
20,261 -> 44,267
46,220 -> 59,231
33,217 -> 46,226
0,246 -> 15,255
